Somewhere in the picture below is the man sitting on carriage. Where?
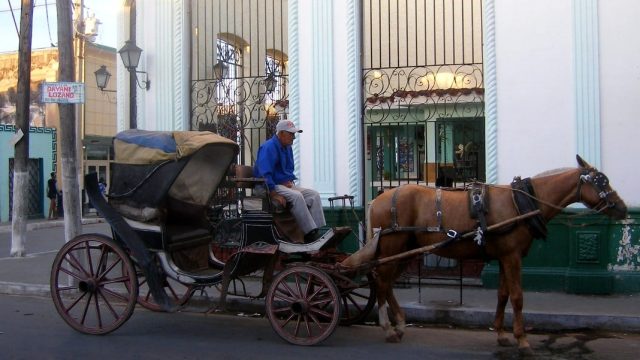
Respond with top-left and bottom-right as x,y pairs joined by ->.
254,120 -> 328,243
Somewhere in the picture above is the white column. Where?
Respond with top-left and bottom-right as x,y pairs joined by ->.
573,0 -> 601,167
483,0 -> 498,184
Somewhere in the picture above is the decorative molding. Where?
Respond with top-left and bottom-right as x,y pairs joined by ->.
347,0 -> 362,206
0,125 -> 57,169
483,0 -> 498,184
573,0 -> 601,168
577,231 -> 600,263
311,0 -> 335,198
288,0 -> 301,179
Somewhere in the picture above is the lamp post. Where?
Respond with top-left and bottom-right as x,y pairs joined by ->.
117,40 -> 151,129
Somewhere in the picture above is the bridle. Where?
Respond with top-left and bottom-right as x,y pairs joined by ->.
577,168 -> 618,211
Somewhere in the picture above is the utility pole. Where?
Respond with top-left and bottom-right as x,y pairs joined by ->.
57,0 -> 82,242
10,0 -> 35,257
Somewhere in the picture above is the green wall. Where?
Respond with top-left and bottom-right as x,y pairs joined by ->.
482,209 -> 640,294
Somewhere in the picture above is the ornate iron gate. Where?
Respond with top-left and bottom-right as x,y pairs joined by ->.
362,0 -> 486,281
362,0 -> 485,201
190,0 -> 289,165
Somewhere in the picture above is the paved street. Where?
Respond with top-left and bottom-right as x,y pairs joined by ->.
2,293 -> 640,360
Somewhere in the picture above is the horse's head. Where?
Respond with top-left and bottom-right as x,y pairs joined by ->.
576,155 -> 628,220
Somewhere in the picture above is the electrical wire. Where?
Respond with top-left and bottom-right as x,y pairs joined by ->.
43,0 -> 56,46
7,0 -> 19,37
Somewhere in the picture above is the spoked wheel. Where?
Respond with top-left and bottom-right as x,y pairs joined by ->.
339,273 -> 377,326
130,260 -> 195,311
50,234 -> 138,335
266,265 -> 341,346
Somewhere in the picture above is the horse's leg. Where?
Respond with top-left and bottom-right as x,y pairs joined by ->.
501,255 -> 533,355
494,261 -> 512,347
375,264 -> 402,343
386,287 -> 406,340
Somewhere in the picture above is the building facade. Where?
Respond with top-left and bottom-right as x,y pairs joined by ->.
0,43 -> 117,221
116,0 -> 639,293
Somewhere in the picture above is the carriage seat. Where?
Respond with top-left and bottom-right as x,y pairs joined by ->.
231,165 -> 305,243
232,165 -> 286,213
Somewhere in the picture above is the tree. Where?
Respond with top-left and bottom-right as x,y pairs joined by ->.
10,0 -> 34,257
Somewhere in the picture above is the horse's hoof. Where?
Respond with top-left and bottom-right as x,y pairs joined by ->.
518,346 -> 535,357
497,337 -> 512,347
394,329 -> 405,340
385,334 -> 401,343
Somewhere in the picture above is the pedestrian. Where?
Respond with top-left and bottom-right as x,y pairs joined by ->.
254,119 -> 327,243
98,177 -> 107,197
47,172 -> 58,220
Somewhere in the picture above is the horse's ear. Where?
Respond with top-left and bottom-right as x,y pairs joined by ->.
576,154 -> 591,168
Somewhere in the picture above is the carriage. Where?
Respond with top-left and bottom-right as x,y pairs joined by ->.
49,130 -> 375,346
50,129 -> 628,352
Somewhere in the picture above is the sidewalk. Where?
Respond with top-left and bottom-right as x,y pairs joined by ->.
1,219 -> 638,333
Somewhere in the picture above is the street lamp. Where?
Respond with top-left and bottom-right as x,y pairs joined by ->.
94,65 -> 115,93
118,40 -> 150,90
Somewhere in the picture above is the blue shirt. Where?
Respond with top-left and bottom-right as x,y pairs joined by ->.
254,135 -> 296,191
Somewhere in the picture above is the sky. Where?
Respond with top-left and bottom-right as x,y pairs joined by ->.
0,0 -> 117,53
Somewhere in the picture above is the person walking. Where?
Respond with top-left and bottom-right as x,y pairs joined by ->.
47,172 -> 58,220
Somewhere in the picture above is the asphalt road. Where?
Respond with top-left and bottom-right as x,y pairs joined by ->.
1,294 -> 639,360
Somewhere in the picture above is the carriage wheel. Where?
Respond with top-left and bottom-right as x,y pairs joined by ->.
50,234 -> 138,335
339,273 -> 377,326
129,260 -> 195,311
266,265 -> 341,346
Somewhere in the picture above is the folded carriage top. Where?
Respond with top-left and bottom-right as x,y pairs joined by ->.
114,129 -> 237,164
108,130 -> 239,224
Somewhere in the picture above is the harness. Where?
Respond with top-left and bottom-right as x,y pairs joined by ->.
379,185 -> 488,248
511,176 -> 548,239
578,169 -> 618,210
468,183 -> 489,246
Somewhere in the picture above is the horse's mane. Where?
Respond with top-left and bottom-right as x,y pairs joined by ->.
532,167 -> 574,178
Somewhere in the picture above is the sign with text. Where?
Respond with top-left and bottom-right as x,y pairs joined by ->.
41,82 -> 85,104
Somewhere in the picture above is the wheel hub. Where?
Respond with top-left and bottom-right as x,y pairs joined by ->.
78,278 -> 98,293
290,300 -> 309,314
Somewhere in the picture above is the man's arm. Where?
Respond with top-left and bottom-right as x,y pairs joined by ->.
255,141 -> 279,191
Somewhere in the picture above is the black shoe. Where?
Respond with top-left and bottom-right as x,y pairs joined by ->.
304,229 -> 321,243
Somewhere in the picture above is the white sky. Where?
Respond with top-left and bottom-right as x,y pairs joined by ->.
0,0 -> 117,53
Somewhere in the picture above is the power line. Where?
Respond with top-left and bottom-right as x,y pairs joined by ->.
6,0 -> 18,37
43,0 -> 55,46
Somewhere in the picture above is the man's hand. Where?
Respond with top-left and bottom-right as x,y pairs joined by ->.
270,191 -> 287,207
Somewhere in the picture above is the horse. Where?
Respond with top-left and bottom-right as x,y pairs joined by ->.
366,155 -> 627,355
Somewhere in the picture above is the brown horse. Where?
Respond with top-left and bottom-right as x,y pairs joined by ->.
366,155 -> 627,354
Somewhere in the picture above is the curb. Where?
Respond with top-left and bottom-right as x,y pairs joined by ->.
0,217 -> 104,234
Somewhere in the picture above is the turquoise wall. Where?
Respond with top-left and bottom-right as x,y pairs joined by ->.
0,125 -> 56,222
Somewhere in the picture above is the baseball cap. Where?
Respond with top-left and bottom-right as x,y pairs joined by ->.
275,120 -> 303,133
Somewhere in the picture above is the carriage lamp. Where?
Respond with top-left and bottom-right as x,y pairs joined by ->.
94,65 -> 116,93
264,72 -> 277,94
118,40 -> 151,90
213,60 -> 228,80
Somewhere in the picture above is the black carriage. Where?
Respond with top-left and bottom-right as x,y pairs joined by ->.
50,130 -> 375,345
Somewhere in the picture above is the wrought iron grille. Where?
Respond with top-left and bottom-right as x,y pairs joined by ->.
8,158 -> 44,220
190,0 -> 288,165
362,0 -> 485,200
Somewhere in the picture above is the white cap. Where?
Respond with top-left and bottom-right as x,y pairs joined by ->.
275,120 -> 303,133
